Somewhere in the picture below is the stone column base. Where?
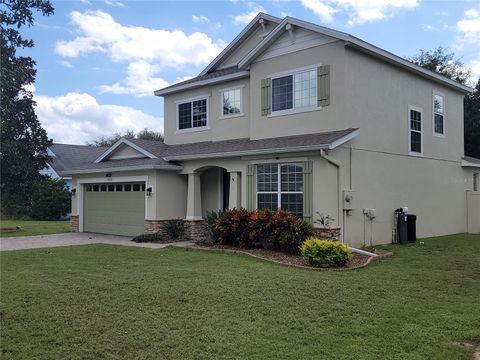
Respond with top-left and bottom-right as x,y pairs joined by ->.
312,226 -> 341,241
145,220 -> 169,234
184,220 -> 205,242
70,215 -> 79,232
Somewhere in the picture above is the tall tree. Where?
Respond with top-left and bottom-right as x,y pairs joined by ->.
408,47 -> 471,85
87,128 -> 164,147
1,0 -> 54,217
464,78 -> 480,158
409,47 -> 479,158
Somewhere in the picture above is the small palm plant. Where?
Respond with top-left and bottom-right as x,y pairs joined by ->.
314,212 -> 335,228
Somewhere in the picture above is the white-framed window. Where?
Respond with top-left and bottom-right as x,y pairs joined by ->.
176,96 -> 209,132
271,68 -> 317,114
220,87 -> 243,118
474,173 -> 479,192
433,91 -> 445,137
256,163 -> 304,218
408,105 -> 423,156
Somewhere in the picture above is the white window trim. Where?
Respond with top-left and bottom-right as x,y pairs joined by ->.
474,172 -> 479,192
219,85 -> 245,120
408,105 -> 423,157
255,162 -> 303,211
432,90 -> 446,138
270,65 -> 319,116
175,94 -> 210,134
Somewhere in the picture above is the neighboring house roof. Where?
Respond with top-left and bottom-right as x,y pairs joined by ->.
48,144 -> 107,175
462,156 -> 480,168
54,128 -> 359,175
162,128 -> 359,161
155,13 -> 473,96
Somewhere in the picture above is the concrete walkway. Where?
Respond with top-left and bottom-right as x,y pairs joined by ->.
0,232 -> 193,251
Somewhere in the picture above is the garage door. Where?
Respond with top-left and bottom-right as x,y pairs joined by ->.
83,182 -> 145,236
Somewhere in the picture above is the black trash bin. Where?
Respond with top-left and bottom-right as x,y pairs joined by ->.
397,212 -> 408,244
407,214 -> 417,243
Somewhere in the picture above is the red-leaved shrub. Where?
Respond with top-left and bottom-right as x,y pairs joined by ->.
211,208 -> 313,254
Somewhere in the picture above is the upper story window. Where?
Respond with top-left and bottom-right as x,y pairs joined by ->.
177,97 -> 208,131
474,173 -> 479,192
409,105 -> 423,155
220,87 -> 243,118
433,91 -> 445,136
272,68 -> 317,113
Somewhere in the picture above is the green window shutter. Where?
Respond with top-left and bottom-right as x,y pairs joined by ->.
261,78 -> 271,116
302,161 -> 313,223
246,164 -> 256,210
317,65 -> 330,107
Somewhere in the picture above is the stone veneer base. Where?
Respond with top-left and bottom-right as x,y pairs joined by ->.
312,226 -> 341,241
70,215 -> 79,232
145,219 -> 205,242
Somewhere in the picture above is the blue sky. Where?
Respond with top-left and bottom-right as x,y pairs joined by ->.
27,0 -> 480,144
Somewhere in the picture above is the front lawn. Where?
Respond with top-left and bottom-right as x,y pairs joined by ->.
0,219 -> 70,237
1,234 -> 479,359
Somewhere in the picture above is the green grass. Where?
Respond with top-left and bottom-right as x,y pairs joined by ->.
0,219 -> 70,237
1,234 -> 479,359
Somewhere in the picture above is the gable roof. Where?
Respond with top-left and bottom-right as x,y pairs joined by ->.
199,13 -> 281,76
54,128 -> 359,175
94,138 -> 158,163
155,14 -> 473,96
239,16 -> 472,93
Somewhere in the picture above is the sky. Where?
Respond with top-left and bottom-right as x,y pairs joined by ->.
23,0 -> 480,145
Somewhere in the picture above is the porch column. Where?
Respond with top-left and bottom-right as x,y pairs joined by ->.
228,171 -> 241,209
186,172 -> 202,220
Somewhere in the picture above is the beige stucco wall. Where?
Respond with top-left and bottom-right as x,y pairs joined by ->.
108,144 -> 144,160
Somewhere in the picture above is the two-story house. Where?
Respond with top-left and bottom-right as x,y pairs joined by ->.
64,13 -> 479,244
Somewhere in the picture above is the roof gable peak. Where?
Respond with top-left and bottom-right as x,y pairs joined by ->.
94,138 -> 157,163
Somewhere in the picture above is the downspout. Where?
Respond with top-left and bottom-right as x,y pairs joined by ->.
320,149 -> 344,243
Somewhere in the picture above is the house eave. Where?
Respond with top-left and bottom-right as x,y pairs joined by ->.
60,164 -> 182,176
462,160 -> 480,168
154,71 -> 250,96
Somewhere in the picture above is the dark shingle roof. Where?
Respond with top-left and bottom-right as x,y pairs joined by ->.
163,128 -> 359,160
52,128 -> 359,175
155,66 -> 245,94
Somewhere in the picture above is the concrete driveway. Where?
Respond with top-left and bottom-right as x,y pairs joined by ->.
0,232 -> 193,251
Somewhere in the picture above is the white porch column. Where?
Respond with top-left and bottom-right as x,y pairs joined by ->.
186,172 -> 202,220
228,171 -> 241,209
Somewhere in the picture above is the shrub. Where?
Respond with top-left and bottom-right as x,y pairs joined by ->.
132,233 -> 162,242
213,208 -> 251,247
299,238 -> 352,267
198,211 -> 221,245
212,208 -> 313,254
163,219 -> 186,239
30,177 -> 71,220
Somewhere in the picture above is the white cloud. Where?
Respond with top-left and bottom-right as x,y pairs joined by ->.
56,10 -> 223,68
58,60 -> 73,68
301,0 -> 337,23
301,0 -> 418,25
192,15 -> 210,23
457,8 -> 480,44
174,75 -> 195,84
468,57 -> 480,80
104,0 -> 125,7
35,92 -> 163,144
98,60 -> 169,97
78,0 -> 91,4
234,3 -> 266,25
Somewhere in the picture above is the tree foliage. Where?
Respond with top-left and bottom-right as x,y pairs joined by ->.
1,0 -> 55,217
30,177 -> 71,220
464,79 -> 480,158
87,128 -> 164,147
408,47 -> 471,85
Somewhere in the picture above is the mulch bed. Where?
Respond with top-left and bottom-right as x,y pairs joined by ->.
0,227 -> 21,233
186,244 -> 387,271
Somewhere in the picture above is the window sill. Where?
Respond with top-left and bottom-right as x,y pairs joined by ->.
408,151 -> 424,157
433,132 -> 446,138
219,113 -> 245,120
175,126 -> 210,135
267,106 -> 321,118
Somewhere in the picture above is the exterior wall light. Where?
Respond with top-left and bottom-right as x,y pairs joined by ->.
146,187 -> 153,196
71,188 -> 76,196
